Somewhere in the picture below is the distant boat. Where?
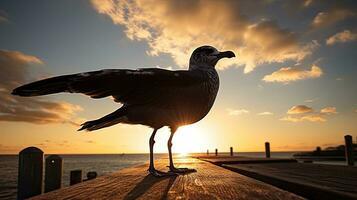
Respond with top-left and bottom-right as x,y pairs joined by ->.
293,144 -> 357,161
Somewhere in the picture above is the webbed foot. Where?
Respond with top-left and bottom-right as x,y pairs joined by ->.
148,168 -> 176,177
168,167 -> 196,173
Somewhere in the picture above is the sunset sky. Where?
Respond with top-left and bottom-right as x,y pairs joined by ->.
0,0 -> 356,154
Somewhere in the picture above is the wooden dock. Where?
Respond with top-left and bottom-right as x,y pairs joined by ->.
30,157 -> 303,200
223,162 -> 357,200
195,155 -> 297,165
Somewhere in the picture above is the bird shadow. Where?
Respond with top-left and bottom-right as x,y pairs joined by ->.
123,173 -> 177,200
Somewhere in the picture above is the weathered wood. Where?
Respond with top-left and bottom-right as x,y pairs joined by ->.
215,148 -> 218,156
223,162 -> 357,200
265,142 -> 270,158
70,170 -> 82,185
30,158 -> 303,200
18,147 -> 43,200
345,135 -> 355,166
230,147 -> 233,156
195,155 -> 297,165
45,155 -> 63,193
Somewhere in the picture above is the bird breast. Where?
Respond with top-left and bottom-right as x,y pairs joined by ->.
172,68 -> 219,126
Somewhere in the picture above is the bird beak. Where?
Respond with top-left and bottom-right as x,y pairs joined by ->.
217,51 -> 236,59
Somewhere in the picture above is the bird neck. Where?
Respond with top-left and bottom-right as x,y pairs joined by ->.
189,63 -> 216,72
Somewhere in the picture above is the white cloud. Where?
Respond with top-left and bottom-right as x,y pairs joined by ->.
257,112 -> 273,115
304,98 -> 318,103
227,108 -> 249,116
91,0 -> 317,73
312,8 -> 356,28
326,30 -> 357,45
263,64 -> 322,83
280,114 -> 326,122
320,107 -> 337,114
281,104 -> 337,123
287,105 -> 313,114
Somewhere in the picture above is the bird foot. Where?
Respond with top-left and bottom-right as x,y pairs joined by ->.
148,168 -> 176,177
168,167 -> 196,174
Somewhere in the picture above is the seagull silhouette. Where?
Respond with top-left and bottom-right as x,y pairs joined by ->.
12,45 -> 235,176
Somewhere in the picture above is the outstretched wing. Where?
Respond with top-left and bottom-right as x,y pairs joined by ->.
12,68 -> 205,105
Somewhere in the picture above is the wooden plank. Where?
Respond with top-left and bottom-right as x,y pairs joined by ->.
195,155 -> 297,165
31,158 -> 303,200
223,163 -> 357,200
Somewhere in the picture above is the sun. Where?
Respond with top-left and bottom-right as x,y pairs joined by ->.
172,124 -> 209,155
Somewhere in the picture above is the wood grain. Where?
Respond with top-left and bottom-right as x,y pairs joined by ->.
31,158 -> 303,200
224,162 -> 357,200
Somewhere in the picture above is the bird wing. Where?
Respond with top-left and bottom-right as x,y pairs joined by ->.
13,68 -> 206,105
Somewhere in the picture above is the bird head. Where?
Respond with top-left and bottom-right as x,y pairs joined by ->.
189,46 -> 235,70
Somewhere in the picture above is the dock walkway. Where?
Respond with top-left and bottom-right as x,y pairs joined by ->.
195,155 -> 297,165
223,162 -> 357,200
31,158 -> 303,200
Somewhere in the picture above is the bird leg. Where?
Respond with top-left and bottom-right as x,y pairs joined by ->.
148,129 -> 175,177
168,127 -> 196,173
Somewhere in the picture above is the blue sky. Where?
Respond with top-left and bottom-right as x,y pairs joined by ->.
0,0 -> 356,154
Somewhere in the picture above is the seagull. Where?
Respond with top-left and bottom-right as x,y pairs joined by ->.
12,45 -> 235,176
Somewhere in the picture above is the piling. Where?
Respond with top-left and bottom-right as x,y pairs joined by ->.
230,147 -> 233,156
215,148 -> 218,156
344,135 -> 354,166
265,142 -> 270,158
70,170 -> 82,185
86,171 -> 97,180
45,155 -> 63,193
17,147 -> 43,200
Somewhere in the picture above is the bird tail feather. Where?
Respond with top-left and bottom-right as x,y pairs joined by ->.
11,75 -> 72,96
78,107 -> 127,131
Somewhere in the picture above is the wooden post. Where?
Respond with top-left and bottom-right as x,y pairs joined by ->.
344,135 -> 354,166
206,149 -> 209,155
215,148 -> 218,156
86,171 -> 97,180
265,142 -> 270,158
45,155 -> 63,193
70,170 -> 82,185
18,147 -> 43,199
230,147 -> 233,156
315,146 -> 321,156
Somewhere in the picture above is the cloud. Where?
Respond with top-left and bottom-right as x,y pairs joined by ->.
91,0 -> 317,73
326,30 -> 357,45
227,108 -> 249,116
257,112 -> 273,115
280,114 -> 326,122
262,64 -> 322,83
320,106 -> 337,114
287,105 -> 313,114
304,98 -> 318,103
0,49 -> 82,125
0,10 -> 9,23
303,0 -> 313,7
311,7 -> 356,28
281,104 -> 337,122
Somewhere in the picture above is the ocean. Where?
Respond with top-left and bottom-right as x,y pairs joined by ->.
0,152 -> 347,200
